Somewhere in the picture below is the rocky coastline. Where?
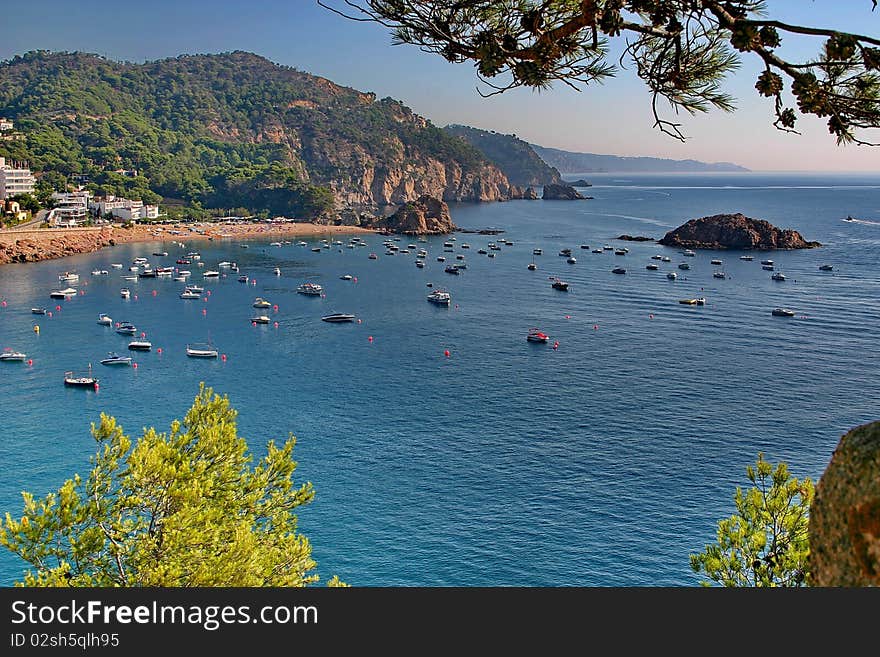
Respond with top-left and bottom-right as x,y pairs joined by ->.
658,213 -> 821,250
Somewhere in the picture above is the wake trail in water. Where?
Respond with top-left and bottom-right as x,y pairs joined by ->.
581,212 -> 673,227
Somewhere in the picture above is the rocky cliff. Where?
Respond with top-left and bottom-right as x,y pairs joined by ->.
370,195 -> 455,235
542,184 -> 589,200
657,213 -> 821,249
0,229 -> 117,265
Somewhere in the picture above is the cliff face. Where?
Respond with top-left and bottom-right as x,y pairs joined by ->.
658,213 -> 821,249
0,229 -> 117,265
370,195 -> 456,234
542,184 -> 589,200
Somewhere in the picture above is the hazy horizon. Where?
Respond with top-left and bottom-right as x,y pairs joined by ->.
2,1 -> 878,173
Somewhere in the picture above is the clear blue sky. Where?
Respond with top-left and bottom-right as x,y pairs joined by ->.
2,1 -> 878,171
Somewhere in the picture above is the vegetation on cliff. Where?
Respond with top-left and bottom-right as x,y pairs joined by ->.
0,50 -> 506,219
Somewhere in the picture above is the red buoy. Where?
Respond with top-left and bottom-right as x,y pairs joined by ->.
133,362 -> 138,369
553,341 -> 559,350
368,336 -> 373,342
444,349 -> 450,358
649,313 -> 654,319
207,290 -> 211,296
152,290 -> 157,296
273,304 -> 279,311
94,383 -> 99,391
252,321 -> 257,327
202,309 -> 207,315
134,295 -> 138,300
593,324 -> 599,330
221,354 -> 227,361
273,321 -> 279,328
47,311 -> 53,317
56,305 -> 61,311
1,300 -> 6,307
27,359 -> 32,366
140,332 -> 146,338
157,348 -> 162,354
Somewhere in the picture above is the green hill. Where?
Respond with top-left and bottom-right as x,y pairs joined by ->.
0,51 -> 511,220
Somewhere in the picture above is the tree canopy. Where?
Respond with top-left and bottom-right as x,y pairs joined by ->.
321,1 -> 880,144
0,385 -> 342,587
690,453 -> 813,587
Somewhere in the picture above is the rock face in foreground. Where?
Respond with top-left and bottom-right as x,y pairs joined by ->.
0,229 -> 116,265
658,213 -> 821,250
371,195 -> 456,235
810,421 -> 880,586
542,184 -> 588,200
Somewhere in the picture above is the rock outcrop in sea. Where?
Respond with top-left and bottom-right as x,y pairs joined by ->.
617,234 -> 655,242
370,195 -> 456,235
657,213 -> 821,249
810,420 -> 880,586
0,228 -> 117,265
542,184 -> 589,200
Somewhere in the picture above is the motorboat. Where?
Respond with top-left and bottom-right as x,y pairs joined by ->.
526,328 -> 550,343
312,247 -> 322,253
819,264 -> 833,271
321,313 -> 356,323
710,259 -> 722,265
120,288 -> 131,299
551,279 -> 569,291
487,253 -> 496,258
180,289 -> 201,299
771,272 -> 786,281
533,248 -> 543,255
31,307 -> 47,314
111,263 -> 123,269
651,255 -> 663,260
297,282 -> 323,296
580,245 -> 590,250
528,263 -> 537,271
274,267 -> 282,276
139,269 -> 157,278
592,248 -> 603,254
368,253 -> 378,259
116,322 -> 136,335
97,313 -> 113,326
678,263 -> 690,270
100,352 -> 131,366
237,275 -> 249,283
153,251 -> 168,257
661,256 -> 671,262
566,257 -> 577,264
0,348 -> 27,362
760,259 -> 774,265
156,266 -> 174,276
612,267 -> 626,274
682,249 -> 696,257
58,272 -> 79,282
186,284 -> 204,294
186,343 -> 219,358
133,257 -> 149,264
559,248 -> 572,257
603,245 -> 613,250
713,271 -> 726,279
91,269 -> 109,276
253,297 -> 272,308
64,369 -> 98,387
186,252 -> 201,259
50,287 -> 78,298
203,270 -> 220,278
415,260 -> 425,268
128,340 -> 152,351
456,254 -> 465,260
646,263 -> 659,270
614,250 -> 626,256
427,289 -> 451,305
477,249 -> 488,255
437,256 -> 446,262
762,264 -> 775,271
740,255 -> 754,261
177,259 -> 192,265
666,272 -> 677,280
250,315 -> 271,324
444,265 -> 460,275
489,244 -> 501,251
340,274 -> 353,280
679,298 -> 707,305
772,308 -> 796,317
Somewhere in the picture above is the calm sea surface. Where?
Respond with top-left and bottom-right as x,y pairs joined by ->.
1,172 -> 878,586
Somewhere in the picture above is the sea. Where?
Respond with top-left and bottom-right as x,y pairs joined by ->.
1,171 -> 878,586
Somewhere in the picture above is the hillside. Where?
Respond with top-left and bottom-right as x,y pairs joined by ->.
531,144 -> 749,173
0,51 -> 513,220
443,125 -> 561,188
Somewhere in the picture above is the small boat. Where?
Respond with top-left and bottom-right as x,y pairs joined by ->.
461,244 -> 470,249
682,249 -> 696,257
340,274 -> 353,280
187,252 -> 201,259
203,270 -> 220,278
740,255 -> 754,261
177,259 -> 191,265
129,266 -> 139,272
760,259 -> 774,266
250,316 -> 271,324
651,255 -> 663,260
241,244 -> 249,249
0,348 -> 27,362
368,253 -> 378,259
603,245 -> 613,250
456,254 -> 465,260
321,313 -> 356,323
50,287 -> 78,298
64,369 -> 98,387
173,276 -> 187,282
31,307 -> 47,315
186,343 -> 219,358
710,259 -> 722,265
120,288 -> 131,299
443,241 -> 454,248
110,263 -> 123,269
477,249 -> 488,255
253,297 -> 272,308
566,257 -> 577,264
678,263 -> 690,270
427,289 -> 451,305
270,242 -> 283,247
274,267 -> 282,276
153,251 -> 168,257
187,284 -> 204,293
646,264 -> 659,270
415,260 -> 425,268
487,253 -> 496,258
139,269 -> 157,278
237,275 -> 249,283
762,264 -> 775,271
551,279 -> 569,291
528,263 -> 537,271
592,248 -> 603,254
127,340 -> 152,351
771,272 -> 786,281
444,265 -> 460,275
612,267 -> 626,274
526,328 -> 550,344
91,269 -> 109,276
100,352 -> 131,366
489,244 -> 501,251
679,298 -> 707,305
661,256 -> 671,262
133,257 -> 149,264
666,272 -> 677,280
156,266 -> 174,275
312,247 -> 322,253
179,290 -> 201,299
97,313 -> 113,326
713,271 -> 726,279
116,323 -> 136,335
58,272 -> 79,282
819,264 -> 833,271
533,248 -> 543,255
580,244 -> 589,250
614,250 -> 626,256
297,282 -> 323,296
772,308 -> 796,317
559,248 -> 572,257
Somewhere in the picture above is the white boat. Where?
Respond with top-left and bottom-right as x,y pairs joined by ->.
250,315 -> 271,324
116,322 -> 136,335
180,289 -> 201,299
203,270 -> 220,278
416,260 -> 425,268
682,249 -> 696,257
218,261 -> 232,268
713,271 -> 726,279
427,289 -> 451,305
661,256 -> 671,262
340,274 -> 353,281
761,259 -> 774,265
122,275 -> 138,281
297,282 -> 323,296
646,263 -> 659,270
667,272 -> 677,280
819,264 -> 833,271
533,248 -> 543,255
128,340 -> 152,351
50,287 -> 78,298
321,313 -> 356,323
678,263 -> 690,270
186,343 -> 219,358
771,272 -> 786,281
0,348 -> 27,362
31,307 -> 47,314
567,257 -> 577,264
97,313 -> 113,326
120,288 -> 131,299
528,263 -> 537,270
679,297 -> 707,305
772,308 -> 795,317
187,285 -> 204,293
91,269 -> 109,276
274,267 -> 281,276
153,251 -> 168,257
110,263 -> 123,269
64,368 -> 98,387
100,352 -> 131,366
710,259 -> 722,265
133,257 -> 149,264
58,272 -> 79,282
740,255 -> 754,261
651,255 -> 663,260
253,297 -> 272,308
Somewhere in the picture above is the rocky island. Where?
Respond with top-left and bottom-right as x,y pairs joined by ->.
370,195 -> 456,235
657,213 -> 821,250
542,184 -> 592,200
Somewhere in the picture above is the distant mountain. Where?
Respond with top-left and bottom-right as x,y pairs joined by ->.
443,125 -> 562,187
531,145 -> 749,173
0,50 -> 514,220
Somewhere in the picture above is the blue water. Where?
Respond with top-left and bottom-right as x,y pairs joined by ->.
1,172 -> 879,586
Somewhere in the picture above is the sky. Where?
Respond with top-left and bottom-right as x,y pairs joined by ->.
2,0 -> 879,172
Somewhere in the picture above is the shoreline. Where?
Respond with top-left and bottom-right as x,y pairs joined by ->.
0,221 -> 375,266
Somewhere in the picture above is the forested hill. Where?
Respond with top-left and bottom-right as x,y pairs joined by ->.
0,51 -> 512,219
531,144 -> 749,173
443,125 -> 562,187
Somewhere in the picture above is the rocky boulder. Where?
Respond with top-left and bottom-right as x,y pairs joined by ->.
371,195 -> 456,235
658,213 -> 821,250
810,421 -> 880,586
617,234 -> 655,242
542,184 -> 588,200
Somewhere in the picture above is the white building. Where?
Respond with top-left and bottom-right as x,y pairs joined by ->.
0,157 -> 35,199
0,118 -> 13,131
89,195 -> 160,221
51,190 -> 92,226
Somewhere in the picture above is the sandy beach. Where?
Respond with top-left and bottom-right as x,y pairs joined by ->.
0,221 -> 375,265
